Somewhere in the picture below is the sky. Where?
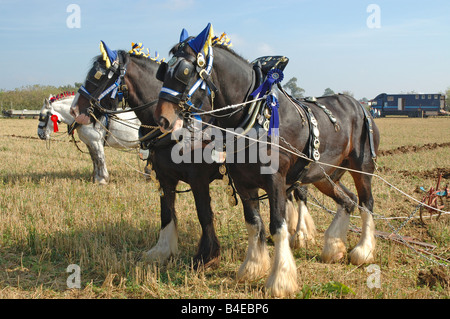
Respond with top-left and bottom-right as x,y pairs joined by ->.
0,0 -> 449,99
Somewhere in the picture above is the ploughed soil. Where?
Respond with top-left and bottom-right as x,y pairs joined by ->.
378,142 -> 450,180
379,142 -> 450,157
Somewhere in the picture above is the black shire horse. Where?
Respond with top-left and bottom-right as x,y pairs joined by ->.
154,24 -> 380,297
69,40 -> 312,270
70,41 -> 222,268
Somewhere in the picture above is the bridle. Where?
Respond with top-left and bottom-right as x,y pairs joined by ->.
156,41 -> 218,116
78,52 -> 160,118
77,52 -> 129,116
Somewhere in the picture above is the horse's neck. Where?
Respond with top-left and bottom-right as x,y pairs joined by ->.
52,99 -> 75,124
213,47 -> 254,126
126,56 -> 161,125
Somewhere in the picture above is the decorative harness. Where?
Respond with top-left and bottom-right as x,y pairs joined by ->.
77,53 -> 129,116
157,41 -> 217,118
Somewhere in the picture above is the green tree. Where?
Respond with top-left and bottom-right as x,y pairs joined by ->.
283,77 -> 305,99
323,88 -> 335,96
0,83 -> 79,110
341,90 -> 354,97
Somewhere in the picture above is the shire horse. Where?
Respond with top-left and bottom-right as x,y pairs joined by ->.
38,93 -> 141,185
69,40 -> 313,271
69,40 -> 226,268
154,24 -> 380,297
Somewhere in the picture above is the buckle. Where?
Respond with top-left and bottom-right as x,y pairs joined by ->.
197,53 -> 206,67
198,69 -> 208,80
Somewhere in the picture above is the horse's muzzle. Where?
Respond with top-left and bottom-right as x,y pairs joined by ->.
155,98 -> 183,133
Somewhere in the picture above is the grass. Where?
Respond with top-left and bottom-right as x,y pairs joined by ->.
0,117 -> 449,299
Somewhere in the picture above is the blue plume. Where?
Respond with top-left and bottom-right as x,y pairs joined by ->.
188,23 -> 211,54
180,28 -> 189,42
100,40 -> 118,65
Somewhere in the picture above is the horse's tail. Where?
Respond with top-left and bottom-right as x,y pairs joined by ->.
358,101 -> 378,160
339,93 -> 378,160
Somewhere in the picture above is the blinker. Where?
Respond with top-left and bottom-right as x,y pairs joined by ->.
174,59 -> 194,85
156,61 -> 168,82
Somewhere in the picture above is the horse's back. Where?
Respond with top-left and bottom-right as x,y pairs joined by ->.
105,111 -> 141,149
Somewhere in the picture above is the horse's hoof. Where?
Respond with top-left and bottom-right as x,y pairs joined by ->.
265,268 -> 298,298
349,245 -> 375,265
142,248 -> 171,264
321,238 -> 346,263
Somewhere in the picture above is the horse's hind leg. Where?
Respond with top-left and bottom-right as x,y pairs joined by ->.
191,180 -> 220,269
314,177 -> 357,263
348,171 -> 376,265
237,188 -> 270,282
287,185 -> 316,249
143,179 -> 178,264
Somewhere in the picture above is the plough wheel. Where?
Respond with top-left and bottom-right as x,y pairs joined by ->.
419,195 -> 444,225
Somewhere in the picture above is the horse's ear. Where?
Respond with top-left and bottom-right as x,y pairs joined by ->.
188,23 -> 213,55
179,28 -> 189,42
99,40 -> 118,69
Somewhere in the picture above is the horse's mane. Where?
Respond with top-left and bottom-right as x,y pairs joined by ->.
49,92 -> 75,103
213,43 -> 251,66
90,47 -> 163,72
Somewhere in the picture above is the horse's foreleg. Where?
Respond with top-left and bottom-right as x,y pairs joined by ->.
237,188 -> 270,282
78,127 -> 109,185
86,142 -> 109,185
191,180 -> 220,269
144,180 -> 178,264
265,176 -> 298,298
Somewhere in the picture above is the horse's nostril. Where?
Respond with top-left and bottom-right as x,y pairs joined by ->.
158,117 -> 170,131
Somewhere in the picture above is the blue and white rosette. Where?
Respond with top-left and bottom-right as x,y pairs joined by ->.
250,68 -> 284,99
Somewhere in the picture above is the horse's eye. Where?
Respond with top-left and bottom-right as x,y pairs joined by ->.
168,56 -> 177,67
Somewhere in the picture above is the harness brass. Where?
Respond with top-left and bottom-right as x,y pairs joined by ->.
94,71 -> 103,80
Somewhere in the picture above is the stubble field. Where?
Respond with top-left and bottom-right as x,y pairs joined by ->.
0,117 -> 449,299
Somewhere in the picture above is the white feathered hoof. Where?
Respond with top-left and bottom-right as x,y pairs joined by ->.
143,221 -> 178,264
265,224 -> 298,298
143,245 -> 172,264
349,242 -> 375,265
237,246 -> 270,282
321,237 -> 346,263
265,258 -> 298,298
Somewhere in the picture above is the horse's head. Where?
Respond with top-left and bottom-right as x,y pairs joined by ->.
155,24 -> 220,133
70,41 -> 126,125
37,97 -> 53,139
37,96 -> 64,140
